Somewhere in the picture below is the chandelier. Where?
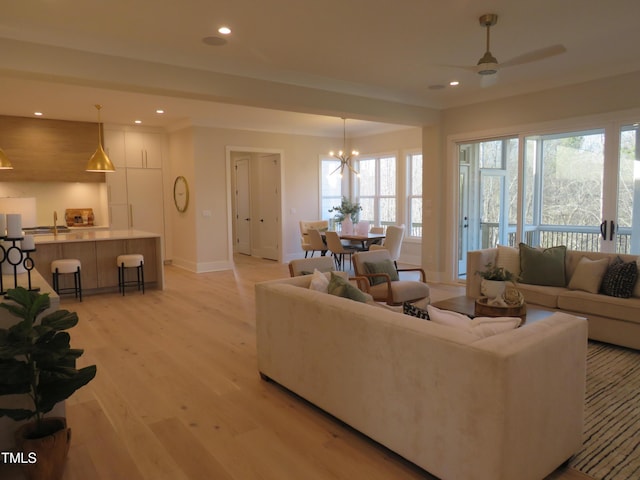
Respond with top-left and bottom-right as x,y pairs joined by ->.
329,118 -> 359,177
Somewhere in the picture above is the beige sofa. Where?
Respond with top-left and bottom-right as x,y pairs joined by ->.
467,247 -> 640,350
256,274 -> 588,480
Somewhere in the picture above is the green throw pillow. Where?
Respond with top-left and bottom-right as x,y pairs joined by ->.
519,243 -> 567,287
328,272 -> 369,303
364,259 -> 399,286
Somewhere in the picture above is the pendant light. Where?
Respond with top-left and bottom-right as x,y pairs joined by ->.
0,148 -> 13,169
329,118 -> 359,177
86,104 -> 115,172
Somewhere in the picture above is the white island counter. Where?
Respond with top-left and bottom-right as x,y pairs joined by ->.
31,229 -> 164,294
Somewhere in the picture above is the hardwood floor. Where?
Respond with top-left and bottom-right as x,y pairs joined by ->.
0,255 -> 594,480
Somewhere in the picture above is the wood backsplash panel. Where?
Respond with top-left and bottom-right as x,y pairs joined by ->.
0,115 -> 106,182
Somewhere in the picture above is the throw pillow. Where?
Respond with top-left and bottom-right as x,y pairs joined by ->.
567,256 -> 609,293
403,302 -> 430,320
519,243 -> 567,287
425,306 -> 521,338
364,259 -> 399,286
327,272 -> 369,303
309,269 -> 330,293
496,245 -> 521,278
600,257 -> 638,298
426,305 -> 470,329
468,316 -> 522,338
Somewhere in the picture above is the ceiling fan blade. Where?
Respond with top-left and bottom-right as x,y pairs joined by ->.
500,44 -> 567,68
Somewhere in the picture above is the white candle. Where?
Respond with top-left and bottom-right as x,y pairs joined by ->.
0,214 -> 5,237
6,213 -> 21,238
21,234 -> 35,251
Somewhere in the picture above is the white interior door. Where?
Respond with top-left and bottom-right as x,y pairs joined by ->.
234,159 -> 251,255
256,154 -> 280,260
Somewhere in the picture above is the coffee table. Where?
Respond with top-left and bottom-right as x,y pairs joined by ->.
431,295 -> 556,326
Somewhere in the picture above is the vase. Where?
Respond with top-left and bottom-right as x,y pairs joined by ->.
341,216 -> 353,235
14,417 -> 71,480
480,279 -> 506,299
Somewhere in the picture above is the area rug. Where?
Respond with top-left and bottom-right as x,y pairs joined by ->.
569,341 -> 640,480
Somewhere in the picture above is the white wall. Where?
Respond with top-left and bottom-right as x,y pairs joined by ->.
168,125 -> 423,271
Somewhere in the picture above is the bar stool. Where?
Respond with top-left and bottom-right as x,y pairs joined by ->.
117,254 -> 145,295
51,259 -> 82,301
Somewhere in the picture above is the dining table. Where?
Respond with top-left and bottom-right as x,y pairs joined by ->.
337,232 -> 385,250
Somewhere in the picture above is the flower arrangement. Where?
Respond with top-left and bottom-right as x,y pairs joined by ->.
328,196 -> 362,223
476,262 -> 515,282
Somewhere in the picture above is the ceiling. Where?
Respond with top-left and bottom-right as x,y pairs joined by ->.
0,0 -> 639,137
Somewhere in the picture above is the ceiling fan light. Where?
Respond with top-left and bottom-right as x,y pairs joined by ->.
477,62 -> 498,75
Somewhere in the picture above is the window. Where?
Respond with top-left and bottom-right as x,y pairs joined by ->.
357,155 -> 396,226
320,158 -> 345,221
407,153 -> 422,237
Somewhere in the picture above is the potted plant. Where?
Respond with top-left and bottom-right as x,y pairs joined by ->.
0,287 -> 97,480
328,196 -> 362,223
476,262 -> 516,299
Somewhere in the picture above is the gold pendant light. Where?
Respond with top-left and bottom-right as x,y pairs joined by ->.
0,148 -> 13,170
86,104 -> 115,172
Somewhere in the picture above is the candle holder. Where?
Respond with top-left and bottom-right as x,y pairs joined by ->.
0,238 -> 6,295
2,237 -> 39,293
22,248 -> 39,292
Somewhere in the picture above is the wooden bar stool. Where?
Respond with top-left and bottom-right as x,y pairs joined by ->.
51,259 -> 82,301
117,254 -> 145,295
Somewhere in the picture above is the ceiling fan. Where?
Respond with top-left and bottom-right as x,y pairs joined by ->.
469,13 -> 566,85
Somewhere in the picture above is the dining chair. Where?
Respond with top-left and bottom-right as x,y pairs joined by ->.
352,249 -> 430,305
369,226 -> 385,234
325,231 -> 359,271
304,228 -> 328,257
369,224 -> 405,267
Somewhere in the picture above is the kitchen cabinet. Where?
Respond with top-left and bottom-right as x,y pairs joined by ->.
104,129 -> 166,237
32,230 -> 163,294
125,131 -> 163,169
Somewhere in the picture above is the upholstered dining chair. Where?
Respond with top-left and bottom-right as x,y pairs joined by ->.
369,224 -> 405,267
300,228 -> 327,258
369,226 -> 385,234
352,249 -> 429,305
325,231 -> 359,270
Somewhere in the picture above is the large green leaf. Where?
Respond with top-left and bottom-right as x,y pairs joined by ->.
41,310 -> 78,331
38,365 -> 97,413
0,408 -> 35,422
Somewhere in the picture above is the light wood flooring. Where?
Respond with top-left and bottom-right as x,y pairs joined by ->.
0,255 -> 594,480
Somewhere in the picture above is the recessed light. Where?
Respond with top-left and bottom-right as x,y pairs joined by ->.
218,26 -> 231,35
134,120 -> 142,124
156,109 -> 165,114
449,80 -> 460,86
34,112 -> 43,116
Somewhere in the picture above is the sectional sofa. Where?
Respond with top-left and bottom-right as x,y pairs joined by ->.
255,273 -> 588,480
467,246 -> 640,350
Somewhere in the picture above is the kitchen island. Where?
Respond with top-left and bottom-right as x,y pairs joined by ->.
31,229 -> 164,295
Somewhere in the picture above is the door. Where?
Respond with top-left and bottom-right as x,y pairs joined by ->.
234,159 -> 251,255
458,165 -> 469,277
256,154 -> 280,260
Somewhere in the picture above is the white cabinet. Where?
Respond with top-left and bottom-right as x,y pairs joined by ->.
126,168 -> 165,234
125,131 -> 163,169
103,129 -> 166,236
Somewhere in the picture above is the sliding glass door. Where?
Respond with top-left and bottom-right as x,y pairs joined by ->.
456,122 -> 640,279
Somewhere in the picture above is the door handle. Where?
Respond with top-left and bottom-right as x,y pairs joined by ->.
610,220 -> 615,241
245,218 -> 250,221
600,220 -> 607,240
260,219 -> 264,223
